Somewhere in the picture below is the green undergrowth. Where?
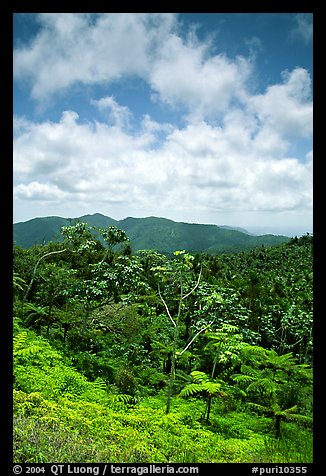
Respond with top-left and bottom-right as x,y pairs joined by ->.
13,325 -> 312,464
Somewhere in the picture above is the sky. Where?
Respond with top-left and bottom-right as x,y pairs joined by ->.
13,12 -> 313,236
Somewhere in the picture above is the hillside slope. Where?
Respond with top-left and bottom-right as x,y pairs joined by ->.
13,213 -> 289,253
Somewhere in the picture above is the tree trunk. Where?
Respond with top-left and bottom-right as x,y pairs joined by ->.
164,353 -> 171,374
202,396 -> 213,422
166,321 -> 179,414
184,312 -> 191,341
47,305 -> 52,335
63,324 -> 69,343
275,414 -> 282,438
206,396 -> 212,422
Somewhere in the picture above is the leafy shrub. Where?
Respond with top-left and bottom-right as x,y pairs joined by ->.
136,366 -> 168,395
114,366 -> 138,395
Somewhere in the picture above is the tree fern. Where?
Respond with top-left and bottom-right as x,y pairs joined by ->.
232,344 -> 312,437
180,370 -> 226,421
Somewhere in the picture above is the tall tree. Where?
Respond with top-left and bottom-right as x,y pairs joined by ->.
152,251 -> 213,414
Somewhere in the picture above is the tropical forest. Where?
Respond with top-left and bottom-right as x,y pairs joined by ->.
13,222 -> 313,463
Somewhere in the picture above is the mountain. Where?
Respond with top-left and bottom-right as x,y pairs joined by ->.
219,225 -> 254,235
13,213 -> 290,253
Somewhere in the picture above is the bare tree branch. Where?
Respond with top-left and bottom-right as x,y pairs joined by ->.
158,283 -> 176,327
182,266 -> 202,300
179,317 -> 216,355
24,248 -> 68,300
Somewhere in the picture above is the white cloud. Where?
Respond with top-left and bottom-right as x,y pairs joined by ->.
13,109 -> 169,203
91,96 -> 132,128
13,98 -> 312,220
14,13 -> 312,136
14,12 -> 252,120
290,14 -> 313,45
13,13 -> 176,101
248,68 -> 312,140
243,158 -> 312,210
149,33 -> 251,119
14,181 -> 67,201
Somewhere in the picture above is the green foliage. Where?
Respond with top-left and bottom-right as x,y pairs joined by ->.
13,331 -> 41,357
13,273 -> 27,297
98,225 -> 129,250
13,323 -> 312,463
12,225 -> 313,463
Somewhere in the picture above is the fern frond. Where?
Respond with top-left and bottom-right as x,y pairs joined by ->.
180,383 -> 203,398
271,404 -> 299,418
248,402 -> 269,413
266,350 -> 297,369
202,382 -> 225,397
13,331 -> 27,353
16,344 -> 42,357
93,377 -> 107,392
13,331 -> 41,357
190,371 -> 208,383
240,364 -> 260,376
284,413 -> 313,424
13,274 -> 27,292
175,369 -> 193,383
247,377 -> 277,395
232,374 -> 254,384
111,394 -> 136,404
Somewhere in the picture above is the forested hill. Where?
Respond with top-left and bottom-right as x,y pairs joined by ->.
13,213 -> 290,253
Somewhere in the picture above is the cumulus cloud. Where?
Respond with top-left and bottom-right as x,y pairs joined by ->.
14,13 -> 312,130
13,96 -> 312,217
248,67 -> 312,140
14,13 -> 252,120
91,96 -> 132,128
149,33 -> 251,119
14,181 -> 67,201
13,13 -> 176,100
13,109 -> 170,204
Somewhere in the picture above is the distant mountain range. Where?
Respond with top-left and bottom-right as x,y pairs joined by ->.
13,213 -> 290,254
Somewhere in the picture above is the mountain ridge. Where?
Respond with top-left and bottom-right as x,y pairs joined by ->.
13,213 -> 290,253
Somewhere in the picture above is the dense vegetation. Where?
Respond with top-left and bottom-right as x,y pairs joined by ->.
13,223 -> 313,463
13,213 -> 289,253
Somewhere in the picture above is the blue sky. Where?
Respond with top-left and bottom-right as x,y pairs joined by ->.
13,13 -> 313,236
